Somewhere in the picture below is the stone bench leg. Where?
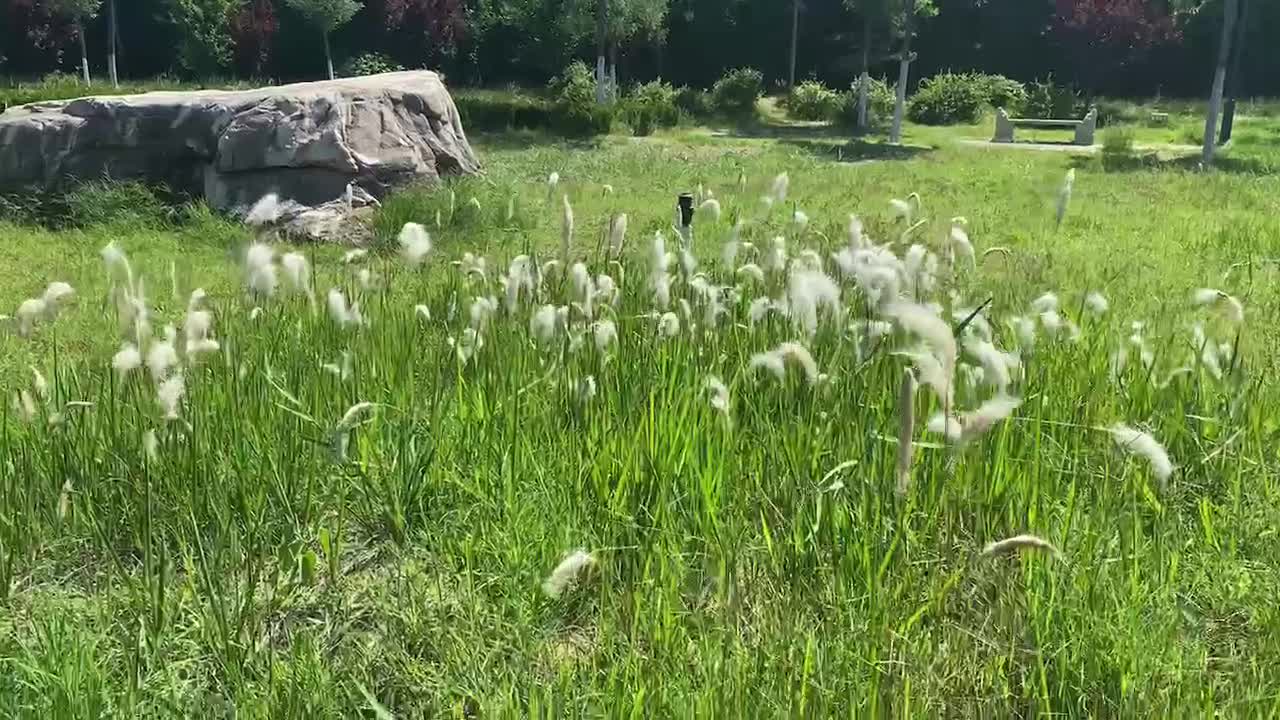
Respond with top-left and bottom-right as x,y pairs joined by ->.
993,108 -> 1014,143
1075,107 -> 1097,146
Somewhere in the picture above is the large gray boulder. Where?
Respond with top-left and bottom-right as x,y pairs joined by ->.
0,71 -> 480,240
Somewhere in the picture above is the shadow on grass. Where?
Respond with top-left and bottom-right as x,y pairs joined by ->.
701,114 -> 933,163
470,129 -> 606,152
1070,150 -> 1278,175
781,138 -> 934,164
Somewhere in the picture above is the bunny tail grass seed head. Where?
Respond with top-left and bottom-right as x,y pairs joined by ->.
15,298 -> 46,338
281,252 -> 312,294
698,199 -> 722,223
245,193 -> 282,227
1109,423 -> 1174,483
42,281 -> 75,314
113,343 -> 142,378
542,549 -> 596,598
705,376 -> 730,415
770,172 -> 789,204
1191,288 -> 1244,325
157,373 -> 186,420
244,243 -> 277,298
609,214 -> 628,258
399,223 -> 432,267
531,305 -> 559,345
560,195 -> 574,263
895,368 -> 917,496
658,311 -> 680,339
982,534 -> 1061,559
1055,168 -> 1075,227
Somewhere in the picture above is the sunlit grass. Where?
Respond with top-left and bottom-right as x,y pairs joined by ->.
2,132 -> 1280,716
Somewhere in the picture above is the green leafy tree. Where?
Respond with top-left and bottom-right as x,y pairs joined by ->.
283,0 -> 364,80
845,0 -> 935,141
47,0 -> 103,84
592,0 -> 668,103
168,0 -> 239,77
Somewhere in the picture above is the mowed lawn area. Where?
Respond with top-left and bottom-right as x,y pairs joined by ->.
2,120 -> 1280,716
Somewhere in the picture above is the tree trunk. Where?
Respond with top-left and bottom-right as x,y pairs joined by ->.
788,0 -> 800,89
1202,0 -> 1239,165
608,41 -> 618,103
324,31 -> 335,80
1219,0 -> 1250,144
856,21 -> 871,132
107,0 -> 119,88
76,18 -> 91,86
890,0 -> 915,144
595,0 -> 609,104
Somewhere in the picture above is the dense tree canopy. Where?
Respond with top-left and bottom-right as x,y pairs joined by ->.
1,0 -> 1276,97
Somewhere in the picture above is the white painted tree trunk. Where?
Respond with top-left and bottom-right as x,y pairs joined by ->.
788,0 -> 799,89
1202,0 -> 1240,166
595,0 -> 609,104
324,32 -> 335,80
856,23 -> 871,132
890,0 -> 915,144
77,19 -> 91,86
107,0 -> 119,88
891,57 -> 908,143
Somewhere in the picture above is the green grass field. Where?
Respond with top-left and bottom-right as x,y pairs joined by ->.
2,119 -> 1280,716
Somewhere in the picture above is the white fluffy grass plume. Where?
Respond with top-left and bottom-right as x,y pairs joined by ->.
927,395 -> 1022,445
1108,423 -> 1174,484
542,549 -> 596,598
399,223 -> 432,267
560,195 -> 574,264
786,269 -> 842,337
1191,288 -> 1244,325
895,369 -> 917,496
749,341 -> 822,385
884,301 -> 956,406
982,534 -> 1061,559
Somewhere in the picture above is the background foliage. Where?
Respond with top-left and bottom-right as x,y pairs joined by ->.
1,0 -> 1276,97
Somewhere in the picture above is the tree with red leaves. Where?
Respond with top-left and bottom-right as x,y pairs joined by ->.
379,0 -> 465,53
1053,0 -> 1180,95
229,0 -> 278,77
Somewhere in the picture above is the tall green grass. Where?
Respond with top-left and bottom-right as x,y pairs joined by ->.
2,136 -> 1280,716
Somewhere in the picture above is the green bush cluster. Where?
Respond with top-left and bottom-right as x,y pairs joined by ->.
453,91 -> 558,132
1023,77 -> 1083,120
675,87 -> 714,118
546,61 -> 613,136
711,67 -> 763,115
906,72 -> 1034,125
783,80 -> 842,121
907,72 -> 988,125
340,53 -> 405,78
838,76 -> 895,128
622,80 -> 680,136
973,73 -> 1029,114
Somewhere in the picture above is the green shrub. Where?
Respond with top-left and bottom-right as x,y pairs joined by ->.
837,76 -> 895,128
674,87 -> 714,118
1094,99 -> 1143,127
622,80 -> 680,136
907,72 -> 987,125
454,90 -> 557,132
1023,78 -> 1082,119
1102,126 -> 1135,154
711,68 -> 763,115
783,80 -> 842,121
547,61 -> 613,136
341,52 -> 405,77
65,181 -> 175,228
973,73 -> 1027,114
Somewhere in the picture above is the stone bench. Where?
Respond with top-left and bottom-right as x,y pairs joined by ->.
993,107 -> 1097,146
